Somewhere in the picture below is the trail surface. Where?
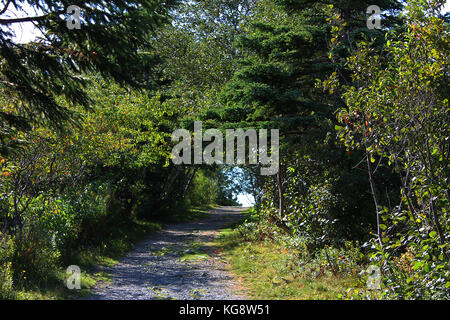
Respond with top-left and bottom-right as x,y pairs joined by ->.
86,206 -> 247,300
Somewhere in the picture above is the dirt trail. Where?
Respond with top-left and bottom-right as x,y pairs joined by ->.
86,206 -> 247,300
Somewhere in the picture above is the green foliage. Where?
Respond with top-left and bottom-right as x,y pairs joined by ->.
216,0 -> 403,251
217,223 -> 364,299
0,70 -> 215,298
185,168 -> 240,207
0,233 -> 14,299
0,0 -> 448,300
0,0 -> 178,154
213,0 -> 449,300
332,0 -> 450,299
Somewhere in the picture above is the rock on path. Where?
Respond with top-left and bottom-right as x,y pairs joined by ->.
85,206 -> 247,300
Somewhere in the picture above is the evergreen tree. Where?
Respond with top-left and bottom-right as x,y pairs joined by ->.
218,0 -> 404,239
0,0 -> 177,155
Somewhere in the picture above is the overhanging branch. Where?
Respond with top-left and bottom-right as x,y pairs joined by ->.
0,10 -> 65,25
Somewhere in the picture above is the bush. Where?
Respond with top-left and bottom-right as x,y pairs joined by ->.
12,230 -> 61,288
186,171 -> 220,206
0,233 -> 14,299
7,195 -> 76,287
370,242 -> 450,300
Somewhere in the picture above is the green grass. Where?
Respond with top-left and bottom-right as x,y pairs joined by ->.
221,240 -> 359,299
179,252 -> 210,262
214,214 -> 368,300
148,286 -> 175,300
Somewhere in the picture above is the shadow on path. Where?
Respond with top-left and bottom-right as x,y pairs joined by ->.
86,206 -> 247,300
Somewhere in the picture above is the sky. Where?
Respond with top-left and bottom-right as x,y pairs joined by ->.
440,1 -> 450,12
237,193 -> 255,207
1,2 -> 43,43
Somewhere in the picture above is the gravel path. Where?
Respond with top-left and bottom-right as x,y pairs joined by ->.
86,206 -> 247,300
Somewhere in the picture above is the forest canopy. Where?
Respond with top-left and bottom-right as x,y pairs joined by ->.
0,0 -> 449,300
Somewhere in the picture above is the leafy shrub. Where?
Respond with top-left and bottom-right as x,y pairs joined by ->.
370,240 -> 450,300
5,195 -> 76,287
235,222 -> 259,241
186,171 -> 220,206
0,233 -> 14,299
12,229 -> 61,288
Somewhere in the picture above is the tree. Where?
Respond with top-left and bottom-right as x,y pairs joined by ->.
0,0 -> 177,155
150,0 -> 264,204
335,0 -> 449,298
219,0 -> 400,230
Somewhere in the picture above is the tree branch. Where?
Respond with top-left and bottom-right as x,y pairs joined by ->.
0,10 -> 64,25
0,0 -> 12,16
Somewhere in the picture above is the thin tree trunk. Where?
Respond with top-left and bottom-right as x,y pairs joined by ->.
182,167 -> 198,199
270,161 -> 292,235
162,166 -> 181,200
276,161 -> 285,218
366,150 -> 383,247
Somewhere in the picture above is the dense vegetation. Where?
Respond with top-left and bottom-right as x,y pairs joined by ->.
0,0 -> 449,299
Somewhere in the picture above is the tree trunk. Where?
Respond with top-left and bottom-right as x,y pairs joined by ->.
270,161 -> 292,235
276,161 -> 285,218
366,150 -> 383,247
182,167 -> 198,199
